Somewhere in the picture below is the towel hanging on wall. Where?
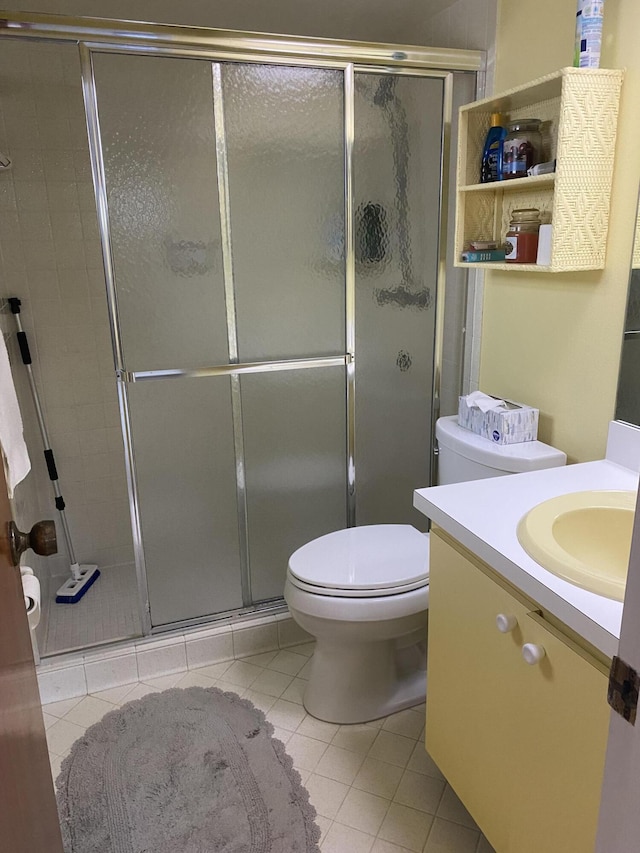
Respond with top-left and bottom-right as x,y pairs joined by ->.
0,323 -> 31,497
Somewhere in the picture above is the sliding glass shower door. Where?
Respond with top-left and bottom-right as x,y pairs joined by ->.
91,52 -> 348,627
88,48 -> 445,630
217,61 -> 349,605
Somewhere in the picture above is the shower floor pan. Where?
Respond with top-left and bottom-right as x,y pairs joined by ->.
41,563 -> 142,657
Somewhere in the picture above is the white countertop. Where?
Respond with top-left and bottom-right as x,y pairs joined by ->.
414,458 -> 639,659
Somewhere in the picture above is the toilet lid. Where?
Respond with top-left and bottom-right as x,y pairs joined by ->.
288,525 -> 430,597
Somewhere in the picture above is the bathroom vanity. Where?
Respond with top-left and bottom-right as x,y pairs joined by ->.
426,528 -> 608,852
414,422 -> 640,853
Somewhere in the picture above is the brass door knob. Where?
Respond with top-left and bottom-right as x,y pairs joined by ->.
8,520 -> 57,566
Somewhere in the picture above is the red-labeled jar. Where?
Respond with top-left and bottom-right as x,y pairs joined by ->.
505,208 -> 541,264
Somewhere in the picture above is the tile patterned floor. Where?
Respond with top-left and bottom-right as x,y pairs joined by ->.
43,564 -> 142,656
43,643 -> 496,853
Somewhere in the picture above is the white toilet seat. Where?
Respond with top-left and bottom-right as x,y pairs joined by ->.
286,575 -> 427,597
288,524 -> 429,598
285,575 -> 429,622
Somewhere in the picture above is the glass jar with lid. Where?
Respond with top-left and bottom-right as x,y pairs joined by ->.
501,119 -> 543,180
505,208 -> 541,263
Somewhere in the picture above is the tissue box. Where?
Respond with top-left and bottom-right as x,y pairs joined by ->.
458,395 -> 539,445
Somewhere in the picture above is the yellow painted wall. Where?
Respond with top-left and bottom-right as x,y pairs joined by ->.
479,0 -> 640,462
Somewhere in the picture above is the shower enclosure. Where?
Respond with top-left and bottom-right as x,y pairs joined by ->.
0,14 -> 480,651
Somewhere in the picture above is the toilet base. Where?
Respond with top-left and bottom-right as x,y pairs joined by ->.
302,636 -> 427,724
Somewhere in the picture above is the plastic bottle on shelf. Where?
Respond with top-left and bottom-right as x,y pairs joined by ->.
574,0 -> 605,68
480,113 -> 506,183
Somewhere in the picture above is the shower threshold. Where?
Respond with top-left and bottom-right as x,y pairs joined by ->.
40,570 -> 289,660
36,606 -> 309,705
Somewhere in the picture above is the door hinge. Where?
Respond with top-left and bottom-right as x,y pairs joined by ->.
608,655 -> 640,725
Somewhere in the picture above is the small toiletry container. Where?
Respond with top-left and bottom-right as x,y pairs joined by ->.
480,113 -> 506,183
574,0 -> 604,68
505,208 -> 541,263
501,119 -> 542,180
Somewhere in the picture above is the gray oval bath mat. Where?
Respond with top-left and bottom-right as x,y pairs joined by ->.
56,686 -> 321,853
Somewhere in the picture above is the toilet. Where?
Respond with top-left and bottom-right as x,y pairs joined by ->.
284,415 -> 567,724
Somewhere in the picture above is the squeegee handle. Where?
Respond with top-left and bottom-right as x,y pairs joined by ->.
16,332 -> 31,365
7,298 -> 32,365
8,297 -> 77,564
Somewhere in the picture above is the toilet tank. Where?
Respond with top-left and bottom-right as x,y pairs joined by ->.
436,415 -> 566,485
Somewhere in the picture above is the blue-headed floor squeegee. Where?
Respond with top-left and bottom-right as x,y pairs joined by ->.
9,297 -> 100,604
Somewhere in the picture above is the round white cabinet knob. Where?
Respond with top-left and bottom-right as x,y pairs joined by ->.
522,643 -> 546,665
496,613 -> 518,633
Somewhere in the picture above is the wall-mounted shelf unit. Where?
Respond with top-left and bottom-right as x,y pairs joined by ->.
455,67 -> 623,272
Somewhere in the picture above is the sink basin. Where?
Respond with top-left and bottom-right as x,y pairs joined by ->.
517,490 -> 636,601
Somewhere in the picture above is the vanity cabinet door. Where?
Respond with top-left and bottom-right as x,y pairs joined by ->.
426,530 -> 609,853
427,530 -> 531,850
510,610 -> 609,853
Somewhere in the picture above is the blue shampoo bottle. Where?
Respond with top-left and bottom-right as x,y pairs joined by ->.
480,113 -> 506,183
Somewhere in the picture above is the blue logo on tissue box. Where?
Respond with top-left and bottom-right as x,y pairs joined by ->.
492,430 -> 501,442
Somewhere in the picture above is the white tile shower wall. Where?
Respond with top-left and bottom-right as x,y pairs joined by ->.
36,612 -> 312,703
0,40 -> 134,580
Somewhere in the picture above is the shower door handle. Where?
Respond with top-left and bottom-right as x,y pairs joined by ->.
8,520 -> 57,566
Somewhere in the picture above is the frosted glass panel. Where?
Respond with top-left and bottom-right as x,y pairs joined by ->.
93,53 -> 229,372
222,64 -> 346,362
128,378 -> 243,626
353,74 -> 444,528
242,368 -> 347,602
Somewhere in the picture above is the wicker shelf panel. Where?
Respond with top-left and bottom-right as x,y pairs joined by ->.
459,263 -> 551,272
454,67 -> 623,273
460,174 -> 555,193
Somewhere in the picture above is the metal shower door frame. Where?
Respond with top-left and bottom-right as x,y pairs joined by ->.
80,45 -> 357,635
0,13 -> 483,637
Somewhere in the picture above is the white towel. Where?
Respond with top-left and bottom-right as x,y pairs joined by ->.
0,330 -> 30,497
